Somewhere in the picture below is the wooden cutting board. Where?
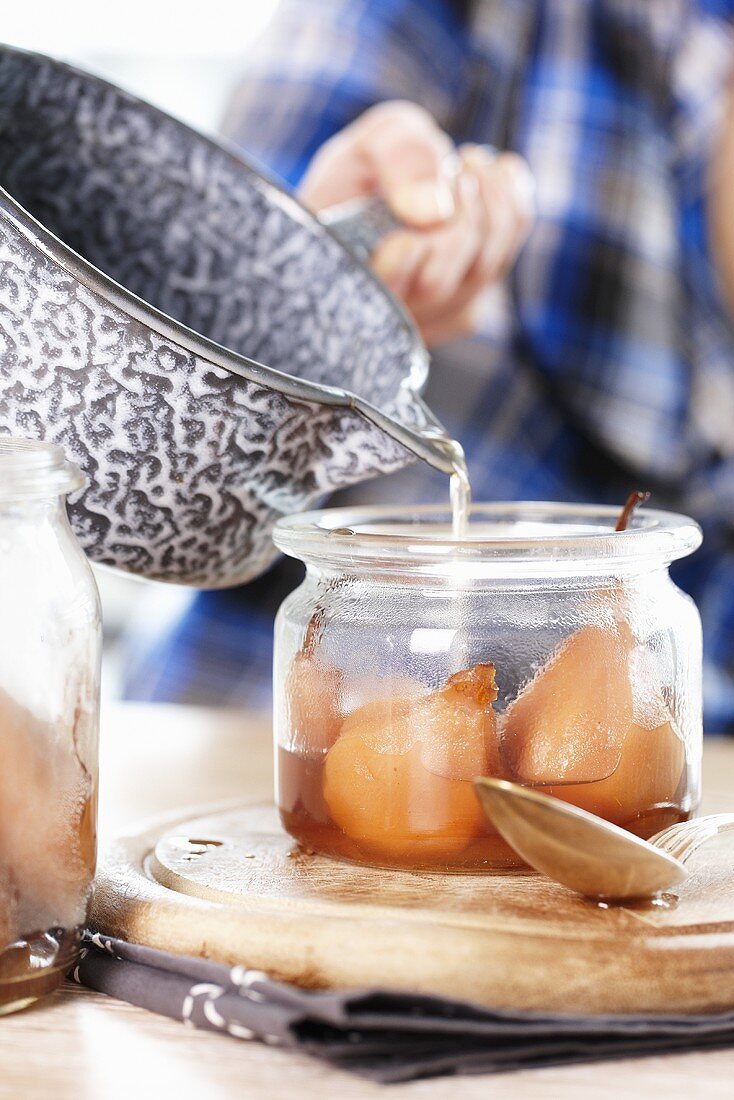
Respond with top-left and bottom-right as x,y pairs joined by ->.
91,801 -> 734,1016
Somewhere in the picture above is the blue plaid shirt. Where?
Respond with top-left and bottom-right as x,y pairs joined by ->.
125,0 -> 734,731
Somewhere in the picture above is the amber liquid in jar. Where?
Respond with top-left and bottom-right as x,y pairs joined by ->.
279,622 -> 691,872
277,722 -> 690,874
0,690 -> 97,1013
279,746 -> 527,871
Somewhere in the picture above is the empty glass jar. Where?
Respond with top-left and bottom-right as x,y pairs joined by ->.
0,438 -> 101,1013
273,503 -> 703,872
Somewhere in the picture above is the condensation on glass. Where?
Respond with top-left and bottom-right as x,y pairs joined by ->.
0,438 -> 101,1013
272,503 -> 703,873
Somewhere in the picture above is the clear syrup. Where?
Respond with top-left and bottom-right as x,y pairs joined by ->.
419,430 -> 472,538
450,459 -> 471,539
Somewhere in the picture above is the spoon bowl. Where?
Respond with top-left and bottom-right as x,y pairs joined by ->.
473,777 -> 688,900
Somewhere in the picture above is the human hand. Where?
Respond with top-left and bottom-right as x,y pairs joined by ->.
299,101 -> 535,346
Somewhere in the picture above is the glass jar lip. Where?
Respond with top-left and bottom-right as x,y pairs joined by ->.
273,501 -> 703,571
0,437 -> 85,500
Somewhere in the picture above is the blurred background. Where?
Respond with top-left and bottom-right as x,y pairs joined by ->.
4,0 -> 734,728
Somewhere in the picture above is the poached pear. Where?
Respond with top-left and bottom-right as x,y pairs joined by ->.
502,625 -> 635,785
323,664 -> 500,860
541,720 -> 686,828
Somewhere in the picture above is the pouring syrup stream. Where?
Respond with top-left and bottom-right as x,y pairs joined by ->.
418,431 -> 472,538
449,449 -> 472,539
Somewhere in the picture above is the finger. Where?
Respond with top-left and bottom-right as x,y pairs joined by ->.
464,146 -> 535,230
300,101 -> 457,222
408,236 -> 498,344
411,269 -> 488,345
353,101 -> 456,226
404,150 -> 534,344
409,169 -> 485,306
371,229 -> 430,298
420,296 -> 482,346
408,265 -> 487,340
462,147 -> 535,280
407,147 -> 533,313
298,125 -> 375,211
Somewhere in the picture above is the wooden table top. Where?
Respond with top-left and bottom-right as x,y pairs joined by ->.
2,702 -> 734,1100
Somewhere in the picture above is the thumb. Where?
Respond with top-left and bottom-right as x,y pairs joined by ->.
355,102 -> 457,227
299,101 -> 456,227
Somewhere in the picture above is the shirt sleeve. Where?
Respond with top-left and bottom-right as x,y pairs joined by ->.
219,0 -> 471,187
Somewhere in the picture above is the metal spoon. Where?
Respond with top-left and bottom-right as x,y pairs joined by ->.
474,776 -> 734,900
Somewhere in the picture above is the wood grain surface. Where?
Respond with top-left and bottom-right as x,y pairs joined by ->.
3,703 -> 734,1099
93,793 -> 734,1015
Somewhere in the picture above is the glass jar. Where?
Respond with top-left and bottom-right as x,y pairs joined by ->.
273,502 -> 703,873
0,439 -> 101,1013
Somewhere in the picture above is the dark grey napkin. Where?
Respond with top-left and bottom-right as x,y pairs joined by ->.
71,932 -> 734,1083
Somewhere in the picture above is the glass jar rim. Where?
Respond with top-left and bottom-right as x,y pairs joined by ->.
0,437 -> 85,500
273,501 -> 703,573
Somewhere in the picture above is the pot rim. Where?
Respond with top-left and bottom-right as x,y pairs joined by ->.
0,45 -> 455,476
273,501 -> 703,572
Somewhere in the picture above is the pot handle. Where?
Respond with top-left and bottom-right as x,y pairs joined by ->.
318,194 -> 402,261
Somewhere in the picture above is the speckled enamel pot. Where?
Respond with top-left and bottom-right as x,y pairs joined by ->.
0,45 -> 450,587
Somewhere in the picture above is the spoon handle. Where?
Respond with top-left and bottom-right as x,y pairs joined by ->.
650,814 -> 734,864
